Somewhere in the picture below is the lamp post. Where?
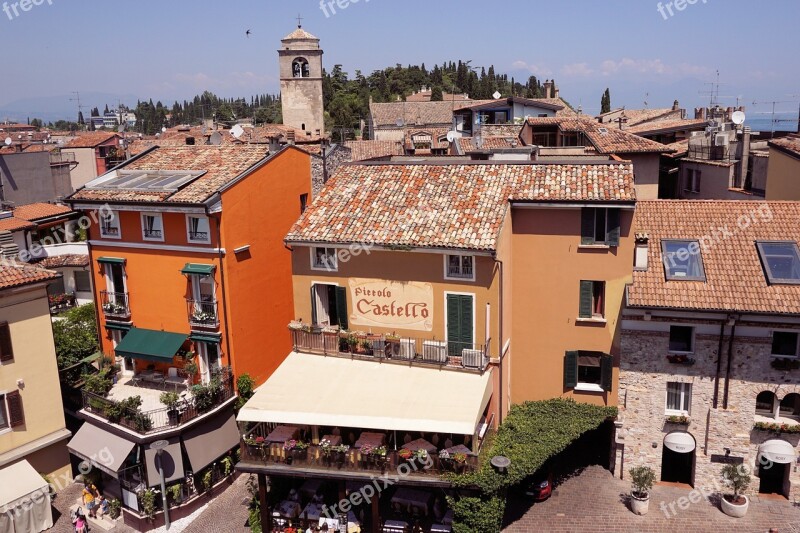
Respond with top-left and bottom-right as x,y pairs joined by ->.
150,440 -> 170,530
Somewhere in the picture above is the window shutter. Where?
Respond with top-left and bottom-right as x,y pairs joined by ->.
578,281 -> 593,319
564,351 -> 578,389
601,354 -> 613,392
460,296 -> 473,346
447,295 -> 461,344
0,323 -> 12,362
310,285 -> 318,325
335,286 -> 348,330
6,390 -> 24,427
580,208 -> 594,245
606,209 -> 620,247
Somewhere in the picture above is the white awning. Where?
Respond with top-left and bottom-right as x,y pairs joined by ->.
758,439 -> 797,464
664,431 -> 695,453
0,459 -> 53,532
238,352 -> 493,435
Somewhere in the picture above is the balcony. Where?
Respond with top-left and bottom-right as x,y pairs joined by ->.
100,290 -> 130,319
289,325 -> 490,372
81,367 -> 234,435
143,228 -> 163,239
187,299 -> 219,329
188,231 -> 209,242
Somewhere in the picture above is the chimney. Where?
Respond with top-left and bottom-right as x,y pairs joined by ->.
695,107 -> 706,120
287,130 -> 295,145
267,135 -> 281,153
634,233 -> 649,270
185,136 -> 195,145
553,83 -> 559,99
543,80 -> 553,99
672,100 -> 680,111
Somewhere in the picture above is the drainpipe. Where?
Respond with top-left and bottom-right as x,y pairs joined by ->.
712,320 -> 726,409
213,214 -> 233,377
493,256 -> 505,424
722,316 -> 738,409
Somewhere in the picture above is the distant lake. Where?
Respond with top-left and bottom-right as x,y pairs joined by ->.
746,113 -> 798,133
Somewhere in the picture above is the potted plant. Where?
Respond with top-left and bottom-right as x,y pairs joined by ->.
202,468 -> 213,494
720,464 -> 750,518
108,498 -> 121,520
220,455 -> 234,482
321,325 -> 339,352
385,333 -> 401,357
283,440 -> 308,463
184,357 -> 199,384
398,448 -> 413,465
332,444 -> 349,468
160,391 -> 181,425
629,466 -> 655,515
168,483 -> 183,506
452,452 -> 468,474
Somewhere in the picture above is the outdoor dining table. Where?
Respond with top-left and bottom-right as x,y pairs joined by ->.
265,425 -> 299,443
354,431 -> 385,448
277,499 -> 301,518
301,502 -> 326,521
391,487 -> 432,517
402,438 -> 437,454
320,434 -> 342,446
441,444 -> 472,455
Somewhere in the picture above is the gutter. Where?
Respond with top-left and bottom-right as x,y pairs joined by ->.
493,255 -> 505,424
722,316 -> 738,409
712,320 -> 726,409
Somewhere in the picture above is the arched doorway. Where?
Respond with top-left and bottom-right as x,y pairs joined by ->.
661,432 -> 696,485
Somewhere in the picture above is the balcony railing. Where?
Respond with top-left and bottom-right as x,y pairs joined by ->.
100,290 -> 130,319
81,367 -> 234,435
143,229 -> 163,239
290,326 -> 490,371
240,442 -> 479,478
188,231 -> 209,242
187,299 -> 219,328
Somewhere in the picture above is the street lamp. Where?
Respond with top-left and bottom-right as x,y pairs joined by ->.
150,439 -> 171,530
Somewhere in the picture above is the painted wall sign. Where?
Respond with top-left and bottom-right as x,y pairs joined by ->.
348,278 -> 433,331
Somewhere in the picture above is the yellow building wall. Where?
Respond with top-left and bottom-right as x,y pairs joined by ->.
508,207 -> 634,407
766,148 -> 800,200
0,284 -> 71,480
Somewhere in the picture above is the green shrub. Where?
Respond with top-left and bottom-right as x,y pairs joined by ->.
108,498 -> 121,519
721,464 -> 750,499
629,466 -> 656,497
83,370 -> 113,395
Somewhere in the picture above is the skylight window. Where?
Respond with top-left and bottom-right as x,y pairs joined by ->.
661,240 -> 706,281
757,241 -> 800,285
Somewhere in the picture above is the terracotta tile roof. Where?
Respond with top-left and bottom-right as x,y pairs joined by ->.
344,140 -> 404,161
480,124 -> 524,137
0,216 -> 35,231
663,139 -> 690,158
628,200 -> 800,315
406,90 -> 471,103
13,203 -> 73,222
286,161 -> 635,252
599,108 -> 682,126
768,136 -> 800,159
369,100 -> 491,128
625,118 -> 709,135
457,136 -> 521,153
34,254 -> 89,268
64,131 -> 120,148
68,145 -> 272,204
525,117 -> 673,154
454,96 -> 564,113
0,263 -> 58,290
283,27 -> 318,40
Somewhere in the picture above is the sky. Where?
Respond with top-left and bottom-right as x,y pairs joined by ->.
1,0 -> 799,122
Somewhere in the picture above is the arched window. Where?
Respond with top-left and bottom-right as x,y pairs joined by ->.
780,393 -> 800,419
292,58 -> 309,78
755,391 -> 777,416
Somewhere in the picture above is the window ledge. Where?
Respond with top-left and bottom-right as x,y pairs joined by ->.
668,350 -> 695,355
576,317 -> 607,324
770,354 -> 799,359
574,383 -> 605,393
577,244 -> 611,250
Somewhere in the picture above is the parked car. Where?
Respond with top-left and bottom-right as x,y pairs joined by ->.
523,471 -> 553,502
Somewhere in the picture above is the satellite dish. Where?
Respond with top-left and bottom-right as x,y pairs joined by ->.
492,91 -> 502,100
3,137 -> 11,146
731,111 -> 746,125
209,132 -> 223,145
446,131 -> 457,143
395,118 -> 405,127
230,124 -> 245,139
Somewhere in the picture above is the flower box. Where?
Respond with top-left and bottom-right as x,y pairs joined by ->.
665,415 -> 690,425
753,421 -> 800,434
666,354 -> 695,365
771,357 -> 800,371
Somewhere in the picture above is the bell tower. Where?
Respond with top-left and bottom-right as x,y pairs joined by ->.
278,24 -> 324,137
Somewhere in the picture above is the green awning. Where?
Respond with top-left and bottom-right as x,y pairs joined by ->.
80,352 -> 104,364
114,328 -> 187,363
97,257 -> 126,265
181,263 -> 215,275
189,333 -> 222,344
105,322 -> 131,332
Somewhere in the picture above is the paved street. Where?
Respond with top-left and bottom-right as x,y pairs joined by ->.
503,465 -> 800,533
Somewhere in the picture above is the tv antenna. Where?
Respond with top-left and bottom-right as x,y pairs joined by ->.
698,70 -> 727,107
752,98 -> 798,138
70,91 -> 87,124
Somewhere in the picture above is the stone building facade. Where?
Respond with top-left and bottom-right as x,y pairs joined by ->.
616,306 -> 800,500
278,26 -> 325,137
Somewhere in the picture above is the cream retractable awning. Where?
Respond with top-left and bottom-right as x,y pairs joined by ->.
238,352 -> 493,435
664,431 -> 696,453
0,460 -> 53,532
758,439 -> 797,464
67,423 -> 136,477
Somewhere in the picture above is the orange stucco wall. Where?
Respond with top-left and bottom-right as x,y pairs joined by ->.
219,146 -> 311,385
508,207 -> 634,407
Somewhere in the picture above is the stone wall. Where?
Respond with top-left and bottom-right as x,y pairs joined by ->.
616,315 -> 800,500
310,144 -> 351,196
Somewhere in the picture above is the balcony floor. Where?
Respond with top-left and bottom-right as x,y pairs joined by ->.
107,378 -> 190,412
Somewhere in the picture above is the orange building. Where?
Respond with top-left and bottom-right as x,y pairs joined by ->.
64,144 -> 311,529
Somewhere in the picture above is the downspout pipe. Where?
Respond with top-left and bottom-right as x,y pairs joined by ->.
712,320 -> 726,409
212,213 -> 233,377
722,317 -> 738,409
493,256 -> 505,424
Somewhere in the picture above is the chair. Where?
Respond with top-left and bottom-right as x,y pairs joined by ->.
165,367 -> 186,391
149,371 -> 166,389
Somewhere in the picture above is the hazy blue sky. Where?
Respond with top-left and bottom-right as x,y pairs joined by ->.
1,0 -> 799,120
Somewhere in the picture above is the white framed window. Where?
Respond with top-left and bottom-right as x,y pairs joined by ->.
444,254 -> 475,281
666,382 -> 691,414
186,215 -> 211,244
99,210 -> 121,239
310,247 -> 338,272
668,325 -> 694,353
771,331 -> 799,358
141,213 -> 164,241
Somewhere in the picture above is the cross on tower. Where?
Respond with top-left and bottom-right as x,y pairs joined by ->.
296,13 -> 303,28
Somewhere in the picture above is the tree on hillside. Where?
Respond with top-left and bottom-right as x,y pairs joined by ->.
430,85 -> 444,101
601,88 -> 611,114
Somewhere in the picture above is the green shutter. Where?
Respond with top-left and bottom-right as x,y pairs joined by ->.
580,208 -> 595,245
335,286 -> 348,330
606,209 -> 620,247
310,285 -> 318,325
601,354 -> 614,391
564,351 -> 578,389
460,296 -> 473,346
447,295 -> 461,344
578,281 -> 593,318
